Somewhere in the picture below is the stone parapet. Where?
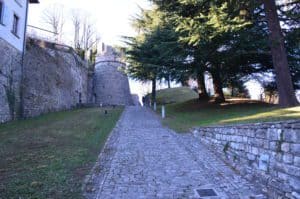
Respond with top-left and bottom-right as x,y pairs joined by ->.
192,120 -> 300,198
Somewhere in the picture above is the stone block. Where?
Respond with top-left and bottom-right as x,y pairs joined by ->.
289,177 -> 300,192
246,130 -> 255,137
247,153 -> 256,161
278,172 -> 289,181
251,147 -> 259,155
275,153 -> 283,162
281,143 -> 290,153
263,141 -> 269,149
283,154 -> 294,164
231,143 -> 238,150
255,139 -> 265,148
291,144 -> 300,155
235,135 -> 243,142
294,156 -> 300,167
283,164 -> 300,177
267,128 -> 282,141
255,129 -> 267,139
258,154 -> 269,171
284,130 -> 299,143
270,141 -> 277,151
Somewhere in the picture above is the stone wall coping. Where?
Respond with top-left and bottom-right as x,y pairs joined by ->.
192,120 -> 300,130
27,37 -> 89,70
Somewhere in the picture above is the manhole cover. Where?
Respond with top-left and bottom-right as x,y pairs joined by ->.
196,189 -> 217,197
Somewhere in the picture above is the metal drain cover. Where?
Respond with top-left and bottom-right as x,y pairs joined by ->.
196,189 -> 217,197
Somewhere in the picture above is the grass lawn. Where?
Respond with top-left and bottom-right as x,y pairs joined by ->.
0,107 -> 123,199
153,87 -> 198,104
153,88 -> 300,132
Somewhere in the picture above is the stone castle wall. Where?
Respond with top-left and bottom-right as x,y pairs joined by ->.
192,121 -> 300,198
1,39 -> 132,123
22,40 -> 89,117
0,38 -> 22,123
94,61 -> 132,106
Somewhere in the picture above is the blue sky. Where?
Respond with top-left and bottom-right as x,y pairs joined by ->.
28,0 -> 151,46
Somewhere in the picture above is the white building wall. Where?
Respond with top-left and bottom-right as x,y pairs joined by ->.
0,0 -> 27,52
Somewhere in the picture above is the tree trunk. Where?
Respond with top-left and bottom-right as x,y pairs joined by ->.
181,79 -> 189,87
167,75 -> 171,89
231,86 -> 234,97
263,0 -> 298,107
197,72 -> 209,100
211,70 -> 225,103
151,78 -> 157,103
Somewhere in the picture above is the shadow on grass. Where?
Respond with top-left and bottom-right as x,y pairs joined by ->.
162,99 -> 300,132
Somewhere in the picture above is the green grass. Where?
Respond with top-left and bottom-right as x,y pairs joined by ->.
0,107 -> 123,199
154,87 -> 198,104
160,99 -> 300,132
153,87 -> 300,132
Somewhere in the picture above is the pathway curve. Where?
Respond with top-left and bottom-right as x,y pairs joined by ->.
84,106 -> 266,199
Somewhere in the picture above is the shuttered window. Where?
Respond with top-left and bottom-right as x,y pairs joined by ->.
12,14 -> 19,36
0,1 -> 3,25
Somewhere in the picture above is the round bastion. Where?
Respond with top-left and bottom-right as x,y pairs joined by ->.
94,46 -> 133,106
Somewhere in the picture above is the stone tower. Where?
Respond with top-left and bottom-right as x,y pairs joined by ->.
94,45 -> 132,106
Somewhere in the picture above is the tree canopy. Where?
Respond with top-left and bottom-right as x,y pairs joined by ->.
124,0 -> 299,106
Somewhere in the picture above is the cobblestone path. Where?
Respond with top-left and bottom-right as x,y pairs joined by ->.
85,106 -> 266,199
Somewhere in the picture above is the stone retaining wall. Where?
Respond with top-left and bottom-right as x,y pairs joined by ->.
0,38 -> 22,123
22,40 -> 89,117
192,121 -> 300,198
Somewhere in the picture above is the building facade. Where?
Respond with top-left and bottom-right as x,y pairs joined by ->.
0,0 -> 39,51
0,0 -> 38,123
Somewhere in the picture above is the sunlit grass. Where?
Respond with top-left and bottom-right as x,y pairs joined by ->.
220,106 -> 300,123
152,87 -> 300,132
161,101 -> 300,132
153,87 -> 198,104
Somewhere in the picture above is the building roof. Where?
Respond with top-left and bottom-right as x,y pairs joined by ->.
29,0 -> 39,3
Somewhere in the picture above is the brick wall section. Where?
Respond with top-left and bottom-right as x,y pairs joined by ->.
22,41 -> 89,117
0,38 -> 22,123
192,120 -> 300,198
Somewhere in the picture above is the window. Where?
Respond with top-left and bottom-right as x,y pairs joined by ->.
0,1 -> 3,25
12,14 -> 19,36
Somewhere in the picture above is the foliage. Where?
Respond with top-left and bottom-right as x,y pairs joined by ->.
125,9 -> 187,83
125,0 -> 300,105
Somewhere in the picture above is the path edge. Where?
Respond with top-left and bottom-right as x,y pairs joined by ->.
82,107 -> 128,199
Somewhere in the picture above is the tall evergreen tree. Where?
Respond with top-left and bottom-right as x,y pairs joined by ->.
262,0 -> 298,107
